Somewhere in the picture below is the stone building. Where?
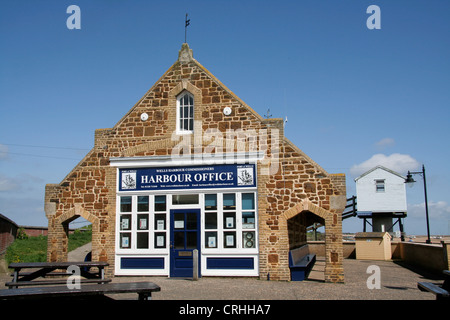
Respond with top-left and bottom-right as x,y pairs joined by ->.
45,43 -> 346,282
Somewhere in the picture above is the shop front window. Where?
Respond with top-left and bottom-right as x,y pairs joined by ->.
120,196 -> 132,212
172,194 -> 199,205
118,192 -> 257,252
205,231 -> 217,248
204,194 -> 218,248
241,193 -> 256,248
203,192 -> 257,251
138,196 -> 149,212
117,195 -> 167,251
155,195 -> 166,211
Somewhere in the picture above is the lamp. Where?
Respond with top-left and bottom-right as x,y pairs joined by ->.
405,165 -> 431,244
405,172 -> 416,184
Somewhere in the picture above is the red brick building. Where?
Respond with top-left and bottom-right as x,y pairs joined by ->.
45,43 -> 346,282
0,213 -> 18,255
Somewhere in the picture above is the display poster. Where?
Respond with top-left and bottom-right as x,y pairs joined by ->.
226,217 -> 234,228
157,220 -> 165,230
121,218 -> 129,230
226,235 -> 234,247
156,235 -> 165,247
121,235 -> 129,248
175,220 -> 184,229
139,218 -> 147,230
208,236 -> 216,248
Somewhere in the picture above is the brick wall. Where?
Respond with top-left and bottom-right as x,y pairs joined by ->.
45,43 -> 346,282
0,214 -> 18,255
21,226 -> 48,237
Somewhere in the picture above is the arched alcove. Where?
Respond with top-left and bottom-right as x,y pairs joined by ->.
282,200 -> 344,283
48,204 -> 99,263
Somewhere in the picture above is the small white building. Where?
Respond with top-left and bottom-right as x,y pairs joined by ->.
355,166 -> 407,238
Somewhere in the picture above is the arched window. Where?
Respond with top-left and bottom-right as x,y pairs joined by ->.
177,91 -> 194,133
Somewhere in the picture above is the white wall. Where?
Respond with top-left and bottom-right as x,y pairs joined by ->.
356,168 -> 407,213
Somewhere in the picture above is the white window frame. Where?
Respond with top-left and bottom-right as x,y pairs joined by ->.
375,179 -> 385,193
176,91 -> 194,135
116,194 -> 169,254
201,192 -> 258,254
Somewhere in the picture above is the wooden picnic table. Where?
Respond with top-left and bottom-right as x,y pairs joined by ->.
0,282 -> 161,300
7,261 -> 110,289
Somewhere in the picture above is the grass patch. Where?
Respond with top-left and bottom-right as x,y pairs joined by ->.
5,230 -> 92,265
5,235 -> 48,264
68,229 -> 92,252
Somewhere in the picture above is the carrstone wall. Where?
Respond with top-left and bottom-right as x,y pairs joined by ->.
45,44 -> 346,282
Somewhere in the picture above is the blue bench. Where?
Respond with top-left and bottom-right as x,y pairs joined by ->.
417,282 -> 449,300
417,270 -> 450,301
289,246 -> 316,281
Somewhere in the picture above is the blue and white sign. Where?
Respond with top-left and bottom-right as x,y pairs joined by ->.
119,164 -> 256,191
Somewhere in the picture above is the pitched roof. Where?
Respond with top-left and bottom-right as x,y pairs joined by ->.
354,165 -> 406,181
113,43 -> 264,130
58,43 -> 332,185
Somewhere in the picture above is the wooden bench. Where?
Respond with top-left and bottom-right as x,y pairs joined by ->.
417,270 -> 450,301
0,282 -> 160,300
289,245 -> 316,281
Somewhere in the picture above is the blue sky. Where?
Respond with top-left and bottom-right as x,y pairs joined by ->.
1,0 -> 449,235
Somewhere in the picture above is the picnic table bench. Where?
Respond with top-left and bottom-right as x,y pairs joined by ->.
417,270 -> 450,300
288,245 -> 316,281
6,261 -> 110,289
0,282 -> 160,300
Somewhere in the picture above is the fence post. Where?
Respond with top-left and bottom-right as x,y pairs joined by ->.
193,249 -> 198,281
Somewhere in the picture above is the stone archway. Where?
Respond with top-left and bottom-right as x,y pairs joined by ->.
282,200 -> 344,283
47,204 -> 99,263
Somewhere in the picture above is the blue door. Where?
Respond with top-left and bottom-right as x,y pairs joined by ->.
170,209 -> 201,277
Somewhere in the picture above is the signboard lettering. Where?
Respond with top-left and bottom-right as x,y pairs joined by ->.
119,164 -> 255,191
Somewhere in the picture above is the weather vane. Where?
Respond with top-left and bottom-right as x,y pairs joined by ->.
264,108 -> 272,119
185,13 -> 190,43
